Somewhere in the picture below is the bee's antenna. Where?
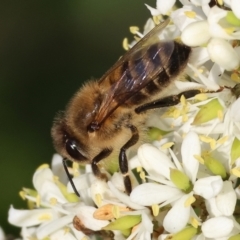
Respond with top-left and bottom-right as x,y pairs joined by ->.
62,158 -> 80,197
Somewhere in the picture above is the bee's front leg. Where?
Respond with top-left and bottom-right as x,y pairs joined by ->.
119,125 -> 139,195
92,148 -> 112,180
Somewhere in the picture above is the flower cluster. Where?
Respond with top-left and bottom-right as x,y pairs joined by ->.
8,0 -> 240,239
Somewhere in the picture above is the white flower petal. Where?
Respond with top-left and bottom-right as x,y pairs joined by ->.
216,181 -> 237,216
76,206 -> 109,231
145,4 -> 162,16
163,194 -> 191,233
36,214 -> 75,239
138,144 -> 175,180
230,97 -> 240,122
130,183 -> 182,206
181,131 -> 200,183
51,154 -> 68,185
33,167 -> 54,192
8,205 -> 58,227
207,38 -> 240,70
49,229 -> 77,240
202,216 -> 234,238
91,179 -> 116,206
208,6 -> 227,24
231,0 -> 240,19
194,176 -> 223,199
206,198 -> 224,217
156,0 -> 176,14
181,20 -> 211,46
108,181 -> 144,210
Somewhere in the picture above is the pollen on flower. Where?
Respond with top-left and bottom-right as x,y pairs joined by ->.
95,193 -> 102,207
38,213 -> 52,221
37,164 -> 49,170
224,27 -> 236,35
200,135 -> 217,149
231,167 -> 240,177
49,197 -> 58,205
195,93 -> 208,101
136,166 -> 142,172
36,194 -> 41,207
161,142 -> 174,149
194,155 -> 205,164
72,162 -> 80,177
122,38 -> 129,51
129,26 -> 140,34
190,217 -> 201,229
231,72 -> 240,83
184,11 -> 196,18
184,195 -> 196,207
64,227 -> 70,234
152,204 -> 160,216
217,109 -> 224,121
19,191 -> 26,200
112,205 -> 120,219
217,0 -> 223,5
153,15 -> 162,25
217,136 -> 228,145
139,170 -> 146,182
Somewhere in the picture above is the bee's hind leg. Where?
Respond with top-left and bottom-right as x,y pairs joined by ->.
135,89 -> 201,113
119,125 -> 139,195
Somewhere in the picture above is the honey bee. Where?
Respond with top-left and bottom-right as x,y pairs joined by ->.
51,18 -> 199,195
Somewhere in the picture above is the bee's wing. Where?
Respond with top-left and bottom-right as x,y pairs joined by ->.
95,18 -> 174,125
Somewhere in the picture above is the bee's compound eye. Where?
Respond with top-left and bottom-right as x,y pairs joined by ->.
65,139 -> 86,161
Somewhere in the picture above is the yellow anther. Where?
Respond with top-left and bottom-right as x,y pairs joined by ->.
136,166 -> 142,172
112,205 -> 120,219
36,194 -> 41,207
152,204 -> 160,216
95,193 -> 102,207
190,217 -> 200,228
161,142 -> 174,149
49,197 -> 58,205
38,213 -> 52,221
139,171 -> 146,182
129,26 -> 140,34
184,195 -> 196,207
19,191 -> 26,200
224,27 -> 235,35
184,11 -> 196,18
122,38 -> 129,51
37,164 -> 49,170
217,136 -> 228,145
194,155 -> 205,164
195,93 -> 208,101
217,109 -> 224,121
231,167 -> 240,177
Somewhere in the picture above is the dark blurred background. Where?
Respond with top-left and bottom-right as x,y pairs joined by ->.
0,0 -> 155,237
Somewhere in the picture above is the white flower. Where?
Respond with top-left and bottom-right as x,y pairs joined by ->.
145,0 -> 176,16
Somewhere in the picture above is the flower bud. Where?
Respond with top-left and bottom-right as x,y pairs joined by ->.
207,38 -> 240,71
181,21 -> 210,46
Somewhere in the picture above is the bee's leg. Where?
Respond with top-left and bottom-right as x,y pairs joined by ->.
119,125 -> 139,195
92,148 -> 112,180
135,89 -> 200,113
